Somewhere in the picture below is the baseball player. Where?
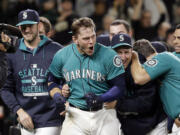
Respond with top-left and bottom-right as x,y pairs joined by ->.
48,17 -> 126,135
130,39 -> 180,128
1,9 -> 63,135
109,33 -> 167,135
167,24 -> 180,134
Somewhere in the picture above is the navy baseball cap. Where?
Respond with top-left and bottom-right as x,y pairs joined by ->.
151,41 -> 167,53
16,9 -> 39,26
111,33 -> 132,49
97,34 -> 110,46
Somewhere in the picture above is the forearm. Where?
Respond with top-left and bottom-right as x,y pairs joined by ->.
154,0 -> 165,14
132,0 -> 143,20
131,56 -> 148,85
49,87 -> 62,98
1,89 -> 21,113
99,74 -> 126,102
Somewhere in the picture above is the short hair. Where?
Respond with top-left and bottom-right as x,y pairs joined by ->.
71,17 -> 95,36
133,39 -> 156,58
39,16 -> 52,34
176,24 -> 180,30
110,19 -> 131,33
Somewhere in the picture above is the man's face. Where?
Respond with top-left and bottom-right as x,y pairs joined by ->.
109,24 -> 128,41
73,27 -> 96,56
173,29 -> 180,53
141,11 -> 151,28
19,24 -> 39,43
115,47 -> 132,68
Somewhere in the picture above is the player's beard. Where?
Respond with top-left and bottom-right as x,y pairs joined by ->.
24,31 -> 38,44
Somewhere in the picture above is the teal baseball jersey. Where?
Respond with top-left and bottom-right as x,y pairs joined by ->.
49,43 -> 125,109
143,52 -> 180,119
172,52 -> 180,59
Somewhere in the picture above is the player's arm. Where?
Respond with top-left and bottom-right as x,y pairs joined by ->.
131,51 -> 151,85
85,73 -> 126,109
48,72 -> 66,113
99,73 -> 126,102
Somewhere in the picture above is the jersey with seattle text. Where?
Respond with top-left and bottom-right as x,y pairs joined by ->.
143,52 -> 180,119
49,43 -> 125,109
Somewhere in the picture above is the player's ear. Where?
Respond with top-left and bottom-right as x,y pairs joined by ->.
72,36 -> 78,44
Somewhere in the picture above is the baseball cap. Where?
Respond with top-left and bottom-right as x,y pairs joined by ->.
151,41 -> 167,53
97,34 -> 110,46
16,9 -> 39,26
111,33 -> 132,49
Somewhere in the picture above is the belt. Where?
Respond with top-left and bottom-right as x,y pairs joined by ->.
69,103 -> 102,111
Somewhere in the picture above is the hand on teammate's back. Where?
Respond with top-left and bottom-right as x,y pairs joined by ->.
104,100 -> 117,109
175,118 -> 180,127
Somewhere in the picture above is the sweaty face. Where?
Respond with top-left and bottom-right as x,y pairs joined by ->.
20,24 -> 39,43
115,47 -> 132,69
173,29 -> 180,53
110,24 -> 128,41
74,27 -> 96,56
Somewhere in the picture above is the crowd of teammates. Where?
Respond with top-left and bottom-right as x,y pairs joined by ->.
1,7 -> 180,135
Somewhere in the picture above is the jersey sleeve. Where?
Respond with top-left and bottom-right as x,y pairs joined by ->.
106,50 -> 125,80
143,54 -> 171,80
49,50 -> 63,79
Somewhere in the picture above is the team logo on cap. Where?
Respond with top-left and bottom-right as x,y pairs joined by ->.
23,12 -> 27,19
146,59 -> 158,67
113,55 -> 122,67
119,35 -> 124,41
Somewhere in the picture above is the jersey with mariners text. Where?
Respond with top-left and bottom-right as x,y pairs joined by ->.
143,52 -> 180,119
49,43 -> 125,109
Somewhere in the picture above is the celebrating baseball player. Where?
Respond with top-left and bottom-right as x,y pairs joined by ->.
48,17 -> 126,135
1,9 -> 63,135
131,39 -> 180,128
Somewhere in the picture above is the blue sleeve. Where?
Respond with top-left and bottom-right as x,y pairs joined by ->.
98,73 -> 126,102
48,72 -> 66,91
0,56 -> 21,113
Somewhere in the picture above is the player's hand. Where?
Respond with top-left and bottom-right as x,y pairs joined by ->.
175,118 -> 180,127
17,108 -> 34,131
60,102 -> 69,116
104,100 -> 117,109
62,84 -> 70,98
131,51 -> 139,60
1,32 -> 11,43
84,92 -> 102,110
0,43 -> 7,52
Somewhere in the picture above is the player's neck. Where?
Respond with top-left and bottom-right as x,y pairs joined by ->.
146,53 -> 157,61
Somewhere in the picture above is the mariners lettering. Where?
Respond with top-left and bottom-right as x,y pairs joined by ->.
63,69 -> 105,82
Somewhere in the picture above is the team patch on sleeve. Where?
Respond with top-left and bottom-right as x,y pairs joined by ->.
146,59 -> 158,67
113,55 -> 122,67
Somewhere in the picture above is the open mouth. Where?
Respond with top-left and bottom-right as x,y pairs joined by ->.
89,46 -> 94,50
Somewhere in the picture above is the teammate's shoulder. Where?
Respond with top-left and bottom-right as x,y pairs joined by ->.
159,51 -> 176,58
55,43 -> 73,54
